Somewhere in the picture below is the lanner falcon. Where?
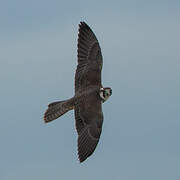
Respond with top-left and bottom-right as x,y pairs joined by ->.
44,22 -> 112,163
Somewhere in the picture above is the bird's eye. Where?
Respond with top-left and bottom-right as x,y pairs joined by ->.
105,91 -> 109,97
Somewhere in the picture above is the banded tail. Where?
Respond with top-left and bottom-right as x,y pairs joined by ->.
44,98 -> 75,123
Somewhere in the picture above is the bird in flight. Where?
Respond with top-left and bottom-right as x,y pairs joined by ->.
44,22 -> 112,163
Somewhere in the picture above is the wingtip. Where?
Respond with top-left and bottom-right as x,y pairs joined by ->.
79,21 -> 86,25
79,21 -> 91,30
78,154 -> 87,163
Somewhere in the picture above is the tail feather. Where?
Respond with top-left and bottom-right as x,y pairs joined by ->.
48,100 -> 66,107
44,99 -> 74,123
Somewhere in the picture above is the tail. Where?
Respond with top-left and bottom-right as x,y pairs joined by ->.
44,98 -> 74,123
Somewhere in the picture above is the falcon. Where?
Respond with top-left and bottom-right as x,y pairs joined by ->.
44,22 -> 112,163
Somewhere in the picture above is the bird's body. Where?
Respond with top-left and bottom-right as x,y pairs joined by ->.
44,22 -> 112,163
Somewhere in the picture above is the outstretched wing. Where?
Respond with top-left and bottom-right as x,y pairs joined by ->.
74,92 -> 103,163
75,22 -> 103,93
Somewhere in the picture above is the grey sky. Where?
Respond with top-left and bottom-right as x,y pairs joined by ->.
1,0 -> 180,179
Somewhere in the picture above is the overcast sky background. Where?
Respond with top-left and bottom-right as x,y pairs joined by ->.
1,0 -> 180,179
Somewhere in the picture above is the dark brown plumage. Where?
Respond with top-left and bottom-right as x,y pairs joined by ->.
44,22 -> 112,163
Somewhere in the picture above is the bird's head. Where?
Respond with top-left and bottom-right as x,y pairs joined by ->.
99,87 -> 112,102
